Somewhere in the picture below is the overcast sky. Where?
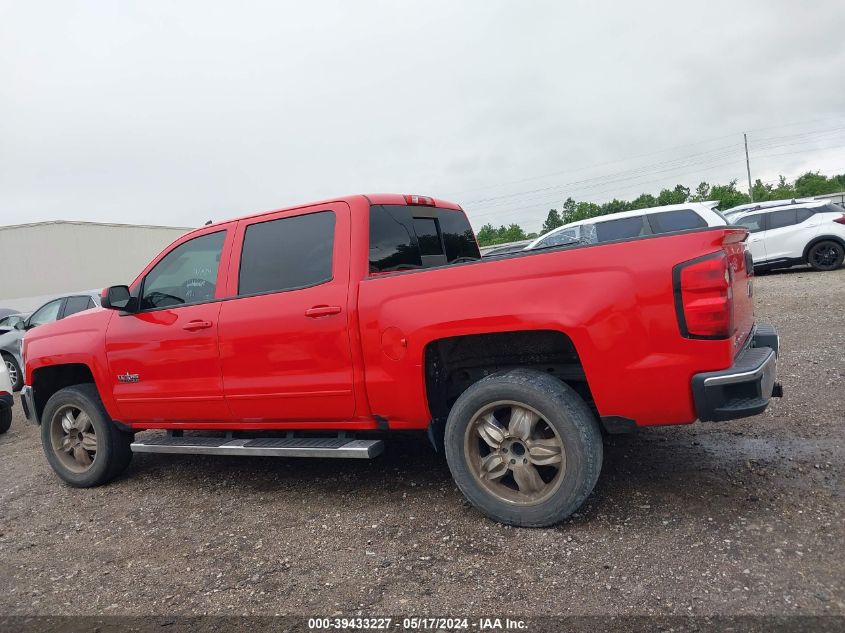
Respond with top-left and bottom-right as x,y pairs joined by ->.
1,0 -> 844,233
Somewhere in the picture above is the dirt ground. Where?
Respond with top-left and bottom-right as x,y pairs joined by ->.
1,267 -> 842,618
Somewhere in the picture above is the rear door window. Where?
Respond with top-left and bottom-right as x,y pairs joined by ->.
647,209 -> 707,233
767,209 -> 798,229
62,295 -> 95,318
594,216 -> 647,242
238,211 -> 335,296
795,207 -> 814,223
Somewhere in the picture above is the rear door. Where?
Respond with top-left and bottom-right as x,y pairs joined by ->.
763,207 -> 822,262
218,203 -> 355,422
761,208 -> 798,261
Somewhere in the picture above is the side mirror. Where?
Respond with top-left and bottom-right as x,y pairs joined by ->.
14,321 -> 25,331
101,286 -> 137,312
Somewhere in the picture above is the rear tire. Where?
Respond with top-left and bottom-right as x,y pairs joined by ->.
2,354 -> 22,391
807,240 -> 844,271
41,384 -> 133,487
0,408 -> 11,434
444,368 -> 603,527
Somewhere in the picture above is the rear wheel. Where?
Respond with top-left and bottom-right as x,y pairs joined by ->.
444,368 -> 603,527
41,384 -> 133,487
0,408 -> 11,434
807,240 -> 844,271
2,354 -> 22,391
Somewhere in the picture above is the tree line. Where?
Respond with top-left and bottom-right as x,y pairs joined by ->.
475,171 -> 845,246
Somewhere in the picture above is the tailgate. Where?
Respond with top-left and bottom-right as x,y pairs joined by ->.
723,230 -> 755,355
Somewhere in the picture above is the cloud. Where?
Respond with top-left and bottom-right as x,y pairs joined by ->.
1,0 -> 843,232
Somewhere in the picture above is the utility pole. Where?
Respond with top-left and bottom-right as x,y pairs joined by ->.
744,132 -> 754,202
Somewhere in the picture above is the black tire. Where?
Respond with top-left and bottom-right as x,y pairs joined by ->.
807,240 -> 845,271
0,408 -> 11,434
444,368 -> 603,527
40,383 -> 133,487
2,353 -> 22,391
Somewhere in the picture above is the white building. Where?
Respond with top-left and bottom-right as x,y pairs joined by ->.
0,221 -> 192,313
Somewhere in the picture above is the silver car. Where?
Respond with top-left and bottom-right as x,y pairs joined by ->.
0,357 -> 12,433
0,291 -> 101,391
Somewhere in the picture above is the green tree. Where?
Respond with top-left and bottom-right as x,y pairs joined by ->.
501,223 -> 528,243
771,175 -> 797,199
629,193 -> 658,209
656,184 -> 690,206
541,208 -> 563,234
476,223 -> 498,246
794,171 -> 841,197
707,180 -> 750,210
751,178 -> 774,202
689,181 -> 711,202
561,197 -> 577,220
599,198 -> 631,216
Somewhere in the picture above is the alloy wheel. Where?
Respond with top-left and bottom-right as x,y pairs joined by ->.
812,244 -> 840,270
4,359 -> 17,387
49,405 -> 98,473
464,400 -> 566,505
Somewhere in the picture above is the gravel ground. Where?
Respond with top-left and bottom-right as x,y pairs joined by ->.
0,267 -> 842,618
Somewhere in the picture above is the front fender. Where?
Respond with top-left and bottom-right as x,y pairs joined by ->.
24,310 -> 118,419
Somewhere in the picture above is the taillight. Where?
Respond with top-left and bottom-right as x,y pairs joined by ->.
833,214 -> 845,225
673,253 -> 734,339
404,194 -> 435,206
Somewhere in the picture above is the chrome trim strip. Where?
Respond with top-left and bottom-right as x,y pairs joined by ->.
702,349 -> 776,387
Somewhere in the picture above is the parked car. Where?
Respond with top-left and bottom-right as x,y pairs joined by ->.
524,202 -> 728,251
731,201 -> 845,271
481,241 -> 532,257
722,198 -> 815,220
20,193 -> 780,527
0,359 -> 12,434
1,292 -> 100,391
0,313 -> 27,335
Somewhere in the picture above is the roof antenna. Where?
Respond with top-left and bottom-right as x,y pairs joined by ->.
204,220 -> 212,226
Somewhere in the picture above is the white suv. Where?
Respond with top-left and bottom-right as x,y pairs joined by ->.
525,202 -> 728,251
731,201 -> 845,272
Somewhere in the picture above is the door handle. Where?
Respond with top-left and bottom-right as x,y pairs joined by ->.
305,305 -> 341,318
182,320 -> 213,331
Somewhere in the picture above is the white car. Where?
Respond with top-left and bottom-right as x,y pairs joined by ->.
525,202 -> 728,251
723,198 -> 815,220
731,201 -> 845,272
0,358 -> 12,434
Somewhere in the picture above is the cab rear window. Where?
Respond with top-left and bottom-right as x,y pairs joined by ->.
369,205 -> 480,274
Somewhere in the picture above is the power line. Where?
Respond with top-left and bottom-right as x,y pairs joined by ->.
463,126 -> 845,217
465,143 -> 844,226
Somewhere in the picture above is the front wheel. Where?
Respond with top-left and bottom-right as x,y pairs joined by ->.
0,408 -> 11,434
807,240 -> 844,271
41,384 -> 133,487
444,368 -> 603,527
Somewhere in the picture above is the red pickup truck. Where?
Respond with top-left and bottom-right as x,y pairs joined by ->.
21,193 -> 781,526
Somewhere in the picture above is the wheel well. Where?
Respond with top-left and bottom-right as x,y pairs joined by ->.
31,364 -> 95,423
424,330 -> 592,424
803,235 -> 845,262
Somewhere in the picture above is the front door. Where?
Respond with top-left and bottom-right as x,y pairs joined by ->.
105,227 -> 233,423
218,203 -> 355,422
